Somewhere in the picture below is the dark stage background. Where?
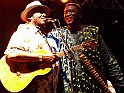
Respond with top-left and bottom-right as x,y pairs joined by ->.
0,0 -> 124,72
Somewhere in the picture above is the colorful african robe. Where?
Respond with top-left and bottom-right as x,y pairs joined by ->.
50,25 -> 124,93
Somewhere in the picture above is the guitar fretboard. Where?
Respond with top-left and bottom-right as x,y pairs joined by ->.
56,41 -> 97,58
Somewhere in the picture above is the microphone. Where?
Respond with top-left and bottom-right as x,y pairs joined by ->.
45,18 -> 58,23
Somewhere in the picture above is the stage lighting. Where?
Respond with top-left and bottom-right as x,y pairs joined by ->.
61,0 -> 69,3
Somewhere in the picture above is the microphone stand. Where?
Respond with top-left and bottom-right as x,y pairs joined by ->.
52,20 -> 77,93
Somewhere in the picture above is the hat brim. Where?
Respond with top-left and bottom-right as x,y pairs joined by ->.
21,5 -> 50,22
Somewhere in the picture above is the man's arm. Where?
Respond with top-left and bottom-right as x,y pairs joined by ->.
99,35 -> 124,92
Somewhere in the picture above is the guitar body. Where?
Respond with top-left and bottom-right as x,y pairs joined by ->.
0,49 -> 52,92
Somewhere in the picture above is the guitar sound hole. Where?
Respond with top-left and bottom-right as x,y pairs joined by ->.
27,62 -> 39,71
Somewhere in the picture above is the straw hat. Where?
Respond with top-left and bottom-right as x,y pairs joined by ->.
21,0 -> 50,22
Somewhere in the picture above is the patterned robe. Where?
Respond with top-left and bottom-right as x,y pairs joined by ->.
50,25 -> 124,93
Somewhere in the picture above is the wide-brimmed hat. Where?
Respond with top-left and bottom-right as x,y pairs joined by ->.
21,1 -> 50,22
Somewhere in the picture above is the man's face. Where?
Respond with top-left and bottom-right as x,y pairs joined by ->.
32,12 -> 52,33
64,5 -> 79,25
32,12 -> 47,26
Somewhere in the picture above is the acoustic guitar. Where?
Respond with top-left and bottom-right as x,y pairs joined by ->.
0,40 -> 97,92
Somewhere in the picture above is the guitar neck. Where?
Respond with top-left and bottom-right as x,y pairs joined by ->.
56,40 -> 97,58
56,44 -> 83,57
